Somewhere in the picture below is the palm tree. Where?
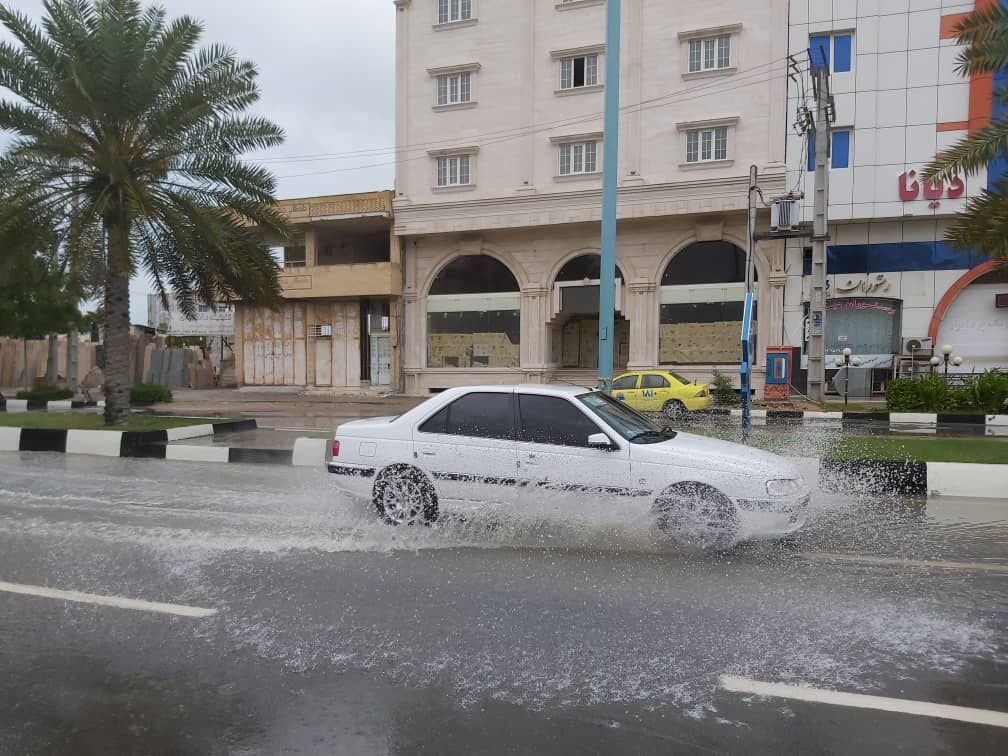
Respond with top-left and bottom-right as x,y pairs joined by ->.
923,3 -> 1008,263
0,0 -> 288,424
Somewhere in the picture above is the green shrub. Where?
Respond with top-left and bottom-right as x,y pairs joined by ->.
16,386 -> 73,402
709,368 -> 739,406
963,370 -> 1008,414
885,377 -> 921,412
129,384 -> 172,405
947,387 -> 975,412
886,375 -> 951,412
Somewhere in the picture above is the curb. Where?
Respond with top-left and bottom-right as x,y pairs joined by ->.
1,399 -> 104,412
818,458 -> 1008,499
696,409 -> 1007,432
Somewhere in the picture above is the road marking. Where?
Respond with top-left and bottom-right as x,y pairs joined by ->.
801,552 -> 1008,574
0,580 -> 217,618
720,676 -> 1008,729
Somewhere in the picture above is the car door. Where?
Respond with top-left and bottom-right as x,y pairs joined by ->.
514,391 -> 633,525
639,373 -> 671,412
413,390 -> 519,512
610,373 -> 642,408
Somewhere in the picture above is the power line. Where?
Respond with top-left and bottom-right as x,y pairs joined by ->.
276,64 -> 809,180
254,51 -> 808,168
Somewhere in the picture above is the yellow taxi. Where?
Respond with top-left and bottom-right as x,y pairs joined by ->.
610,370 -> 711,419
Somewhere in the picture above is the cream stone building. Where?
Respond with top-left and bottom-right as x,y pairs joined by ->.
235,191 -> 402,390
393,0 -> 790,394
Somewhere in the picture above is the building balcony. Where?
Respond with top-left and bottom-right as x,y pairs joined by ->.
277,261 -> 402,300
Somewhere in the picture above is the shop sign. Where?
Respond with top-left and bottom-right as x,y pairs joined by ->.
835,273 -> 892,296
898,169 -> 965,209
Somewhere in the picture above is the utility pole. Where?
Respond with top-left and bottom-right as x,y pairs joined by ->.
807,59 -> 833,403
741,165 -> 759,439
597,0 -> 621,389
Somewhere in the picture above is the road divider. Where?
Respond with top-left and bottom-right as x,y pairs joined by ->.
719,675 -> 1008,728
0,579 -> 217,618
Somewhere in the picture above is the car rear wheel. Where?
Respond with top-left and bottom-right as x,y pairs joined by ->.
373,465 -> 438,526
654,482 -> 738,550
662,399 -> 687,421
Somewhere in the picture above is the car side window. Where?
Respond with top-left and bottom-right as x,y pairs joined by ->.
418,392 -> 514,440
611,375 -> 639,391
518,394 -> 604,448
641,374 -> 670,390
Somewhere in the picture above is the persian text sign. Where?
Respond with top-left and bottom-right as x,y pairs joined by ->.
899,169 -> 964,208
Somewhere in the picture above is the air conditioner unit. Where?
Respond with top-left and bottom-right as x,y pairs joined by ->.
770,198 -> 799,232
902,337 -> 932,357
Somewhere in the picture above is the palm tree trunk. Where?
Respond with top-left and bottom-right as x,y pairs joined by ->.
103,222 -> 131,425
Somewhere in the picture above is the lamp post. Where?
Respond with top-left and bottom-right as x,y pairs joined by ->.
939,344 -> 962,383
929,355 -> 940,375
833,347 -> 862,406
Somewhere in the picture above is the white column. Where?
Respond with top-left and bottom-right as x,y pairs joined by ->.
626,281 -> 657,370
520,285 -> 550,381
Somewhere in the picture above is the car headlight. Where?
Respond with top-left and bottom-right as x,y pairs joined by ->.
766,478 -> 803,497
694,388 -> 708,397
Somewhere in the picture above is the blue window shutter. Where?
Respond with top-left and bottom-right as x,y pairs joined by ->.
833,35 -> 852,73
807,130 -> 816,172
809,35 -> 830,72
832,130 -> 850,169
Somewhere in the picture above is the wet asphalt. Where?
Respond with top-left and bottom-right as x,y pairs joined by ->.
0,453 -> 1006,755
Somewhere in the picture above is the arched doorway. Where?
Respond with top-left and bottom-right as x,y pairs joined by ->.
659,241 -> 751,365
549,254 -> 628,371
426,255 -> 521,369
935,265 -> 1008,372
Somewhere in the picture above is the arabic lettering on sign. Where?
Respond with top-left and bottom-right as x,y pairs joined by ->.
898,169 -> 965,206
835,273 -> 891,295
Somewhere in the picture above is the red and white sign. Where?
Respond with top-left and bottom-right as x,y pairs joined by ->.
898,169 -> 964,208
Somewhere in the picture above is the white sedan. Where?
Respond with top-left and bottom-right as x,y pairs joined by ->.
327,385 -> 810,548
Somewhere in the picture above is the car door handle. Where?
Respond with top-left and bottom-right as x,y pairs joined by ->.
419,449 -> 436,456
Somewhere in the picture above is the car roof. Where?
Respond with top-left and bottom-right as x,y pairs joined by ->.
437,383 -> 593,398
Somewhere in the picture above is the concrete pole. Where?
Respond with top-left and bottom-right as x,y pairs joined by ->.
46,334 -> 58,386
597,0 -> 622,389
808,66 -> 831,403
67,330 -> 79,394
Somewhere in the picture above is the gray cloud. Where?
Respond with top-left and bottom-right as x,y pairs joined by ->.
1,0 -> 395,320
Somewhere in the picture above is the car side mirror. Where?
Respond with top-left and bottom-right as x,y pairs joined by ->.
588,432 -> 615,451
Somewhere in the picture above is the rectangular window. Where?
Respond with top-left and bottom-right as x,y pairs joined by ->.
831,129 -> 850,169
559,54 -> 599,89
559,141 -> 598,175
688,35 -> 731,73
436,72 -> 471,105
810,33 -> 852,73
438,0 -> 472,25
806,130 -> 852,171
685,126 -> 728,163
436,154 -> 471,187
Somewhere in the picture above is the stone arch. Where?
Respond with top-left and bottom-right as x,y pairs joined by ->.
653,233 -> 768,286
928,259 -> 1002,342
546,248 -> 632,288
421,247 -> 528,296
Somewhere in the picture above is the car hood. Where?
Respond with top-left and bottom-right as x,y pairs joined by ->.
631,431 -> 799,480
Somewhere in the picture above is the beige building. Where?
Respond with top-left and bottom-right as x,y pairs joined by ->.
235,191 -> 402,390
393,0 -> 790,395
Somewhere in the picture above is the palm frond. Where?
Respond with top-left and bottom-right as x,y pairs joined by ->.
953,4 -> 1008,76
922,120 -> 1008,181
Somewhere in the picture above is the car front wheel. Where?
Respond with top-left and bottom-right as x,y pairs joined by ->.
654,482 -> 738,550
372,465 -> 439,526
662,399 -> 687,421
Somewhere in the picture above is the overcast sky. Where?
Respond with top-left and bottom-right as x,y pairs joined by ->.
2,0 -> 395,322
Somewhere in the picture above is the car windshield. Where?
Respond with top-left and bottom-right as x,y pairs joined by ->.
577,392 -> 676,443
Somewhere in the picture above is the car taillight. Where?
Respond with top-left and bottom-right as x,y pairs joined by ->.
331,440 -> 340,457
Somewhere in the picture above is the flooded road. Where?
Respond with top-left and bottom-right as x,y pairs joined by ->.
0,453 -> 1006,754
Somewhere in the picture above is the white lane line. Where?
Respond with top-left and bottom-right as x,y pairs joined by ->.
720,676 -> 1008,729
800,552 -> 1008,574
0,580 -> 217,618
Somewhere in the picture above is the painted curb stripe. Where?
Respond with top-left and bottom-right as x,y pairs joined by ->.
0,427 -> 21,452
720,675 -> 1008,729
0,579 -> 217,618
18,429 -> 67,453
120,431 -> 169,459
819,458 -> 928,496
66,429 -> 124,457
212,419 -> 258,435
228,447 -> 293,465
165,424 -> 215,441
165,445 -> 230,463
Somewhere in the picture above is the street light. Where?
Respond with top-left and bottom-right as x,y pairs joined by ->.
939,344 -> 961,382
929,355 -> 941,374
835,348 -> 862,406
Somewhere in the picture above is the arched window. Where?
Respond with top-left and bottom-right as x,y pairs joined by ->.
556,254 -> 624,283
427,255 -> 520,368
659,241 -> 752,365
